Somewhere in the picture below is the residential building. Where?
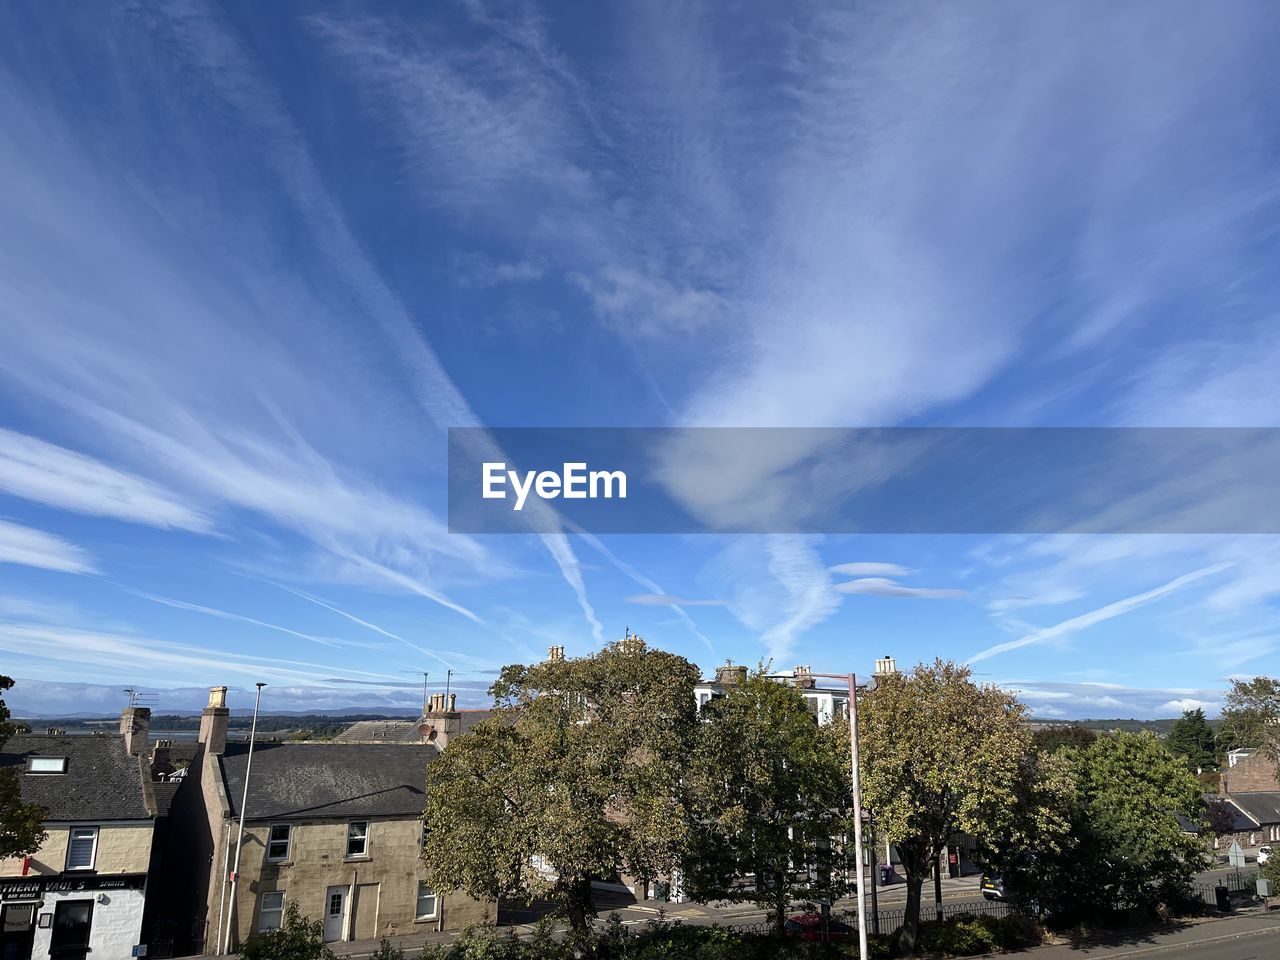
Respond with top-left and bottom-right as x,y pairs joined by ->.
1214,748 -> 1280,849
694,663 -> 852,723
163,687 -> 491,954
0,709 -> 158,960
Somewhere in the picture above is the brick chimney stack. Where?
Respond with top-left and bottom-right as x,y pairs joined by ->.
199,685 -> 230,756
422,691 -> 463,750
547,645 -> 565,663
119,706 -> 151,756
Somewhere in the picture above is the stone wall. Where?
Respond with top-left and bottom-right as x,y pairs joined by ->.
221,816 -> 492,948
0,821 -> 153,877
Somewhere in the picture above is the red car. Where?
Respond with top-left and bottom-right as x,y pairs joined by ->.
783,913 -> 856,941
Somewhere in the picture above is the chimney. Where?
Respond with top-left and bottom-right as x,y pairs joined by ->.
547,645 -> 565,663
874,656 -> 897,676
422,689 -> 463,751
119,706 -> 151,756
714,662 -> 748,686
199,686 -> 230,755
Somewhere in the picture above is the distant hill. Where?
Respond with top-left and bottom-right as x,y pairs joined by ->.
13,711 -> 423,735
1028,717 -> 1190,736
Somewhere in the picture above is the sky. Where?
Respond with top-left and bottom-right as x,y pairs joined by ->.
2,0 -> 1279,718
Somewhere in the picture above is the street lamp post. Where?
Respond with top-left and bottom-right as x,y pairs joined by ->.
221,682 -> 266,955
811,672 -> 869,960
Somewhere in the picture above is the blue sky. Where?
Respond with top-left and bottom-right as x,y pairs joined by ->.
2,1 -> 1279,718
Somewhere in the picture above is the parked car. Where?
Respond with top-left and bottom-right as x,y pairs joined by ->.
1260,845 -> 1271,864
784,913 -> 856,941
981,871 -> 1006,901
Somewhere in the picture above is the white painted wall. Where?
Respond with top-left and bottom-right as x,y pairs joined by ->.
30,887 -> 145,959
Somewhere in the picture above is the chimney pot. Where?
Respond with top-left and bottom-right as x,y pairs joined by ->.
120,706 -> 151,756
199,684 -> 231,755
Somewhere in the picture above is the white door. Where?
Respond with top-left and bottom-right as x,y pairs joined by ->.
322,886 -> 348,942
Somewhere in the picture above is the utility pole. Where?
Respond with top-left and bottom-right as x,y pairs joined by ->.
811,672 -> 868,960
221,682 -> 266,954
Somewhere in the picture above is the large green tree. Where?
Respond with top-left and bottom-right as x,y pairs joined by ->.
1022,732 -> 1209,923
419,640 -> 699,946
859,661 -> 1065,952
1,676 -> 47,859
1165,708 -> 1218,773
682,668 -> 853,934
1216,676 -> 1280,770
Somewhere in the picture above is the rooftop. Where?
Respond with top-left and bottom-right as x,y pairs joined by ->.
0,733 -> 151,821
219,740 -> 437,821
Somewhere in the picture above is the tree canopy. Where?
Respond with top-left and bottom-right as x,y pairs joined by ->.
1,676 -> 47,860
682,668 -> 852,933
859,660 -> 1065,952
419,640 -> 699,945
1013,731 -> 1209,923
1165,708 -> 1218,772
1216,676 -> 1280,768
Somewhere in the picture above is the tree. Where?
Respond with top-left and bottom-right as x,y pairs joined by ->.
1,676 -> 47,860
236,901 -> 335,960
1022,732 -> 1210,923
1216,676 -> 1280,770
1031,724 -> 1097,754
420,640 -> 699,947
1203,799 -> 1238,840
859,661 -> 1057,952
1165,708 -> 1218,773
682,668 -> 852,934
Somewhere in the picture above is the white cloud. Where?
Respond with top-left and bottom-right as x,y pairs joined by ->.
0,5 -> 603,638
1159,698 -> 1221,714
0,519 -> 96,574
709,536 -> 839,662
830,562 -> 913,578
968,563 -> 1233,665
834,578 -> 966,600
0,428 -> 212,532
625,594 -> 725,607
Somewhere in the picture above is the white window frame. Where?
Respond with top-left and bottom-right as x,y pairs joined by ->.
415,881 -> 438,921
27,757 -> 67,774
346,820 -> 369,858
65,826 -> 99,871
258,890 -> 285,932
266,823 -> 292,862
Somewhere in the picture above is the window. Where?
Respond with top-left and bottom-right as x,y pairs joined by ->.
346,820 -> 369,858
27,756 -> 67,774
258,891 -> 285,932
266,823 -> 291,862
65,827 -> 98,871
415,881 -> 438,921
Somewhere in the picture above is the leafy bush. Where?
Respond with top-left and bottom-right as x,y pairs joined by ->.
912,914 -> 1038,956
236,901 -> 335,960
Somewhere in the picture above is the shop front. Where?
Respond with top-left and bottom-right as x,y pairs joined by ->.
0,875 -> 146,960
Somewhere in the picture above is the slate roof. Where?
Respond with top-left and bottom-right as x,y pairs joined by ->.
219,741 -> 436,821
0,733 -> 151,821
331,710 -> 496,743
1227,792 -> 1280,826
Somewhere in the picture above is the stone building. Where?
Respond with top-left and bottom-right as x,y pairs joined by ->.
0,713 -> 158,960
1213,748 -> 1280,850
164,687 -> 492,954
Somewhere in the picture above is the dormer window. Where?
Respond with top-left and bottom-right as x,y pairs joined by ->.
27,756 -> 67,774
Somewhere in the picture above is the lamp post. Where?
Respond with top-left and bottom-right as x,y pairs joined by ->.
811,672 -> 868,960
221,682 -> 266,954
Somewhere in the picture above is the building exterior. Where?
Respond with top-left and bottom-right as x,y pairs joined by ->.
0,712 -> 157,960
166,687 -> 492,954
1213,748 -> 1280,849
694,663 -> 852,723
